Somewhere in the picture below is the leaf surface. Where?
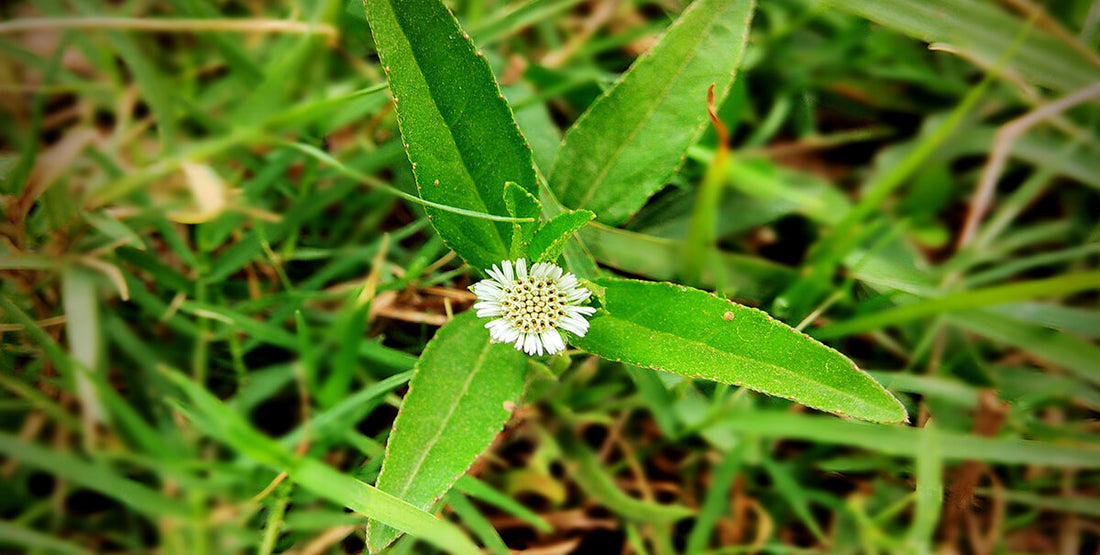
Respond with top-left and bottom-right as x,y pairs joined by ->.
363,0 -> 538,271
549,0 -> 754,224
368,311 -> 528,551
571,279 -> 906,423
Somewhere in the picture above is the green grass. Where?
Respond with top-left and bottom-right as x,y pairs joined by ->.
2,0 -> 1099,553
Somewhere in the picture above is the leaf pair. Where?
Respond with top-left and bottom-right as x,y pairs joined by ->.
503,182 -> 595,264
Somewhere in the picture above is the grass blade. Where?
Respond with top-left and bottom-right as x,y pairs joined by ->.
160,366 -> 482,554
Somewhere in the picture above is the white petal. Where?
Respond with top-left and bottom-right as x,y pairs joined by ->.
530,262 -> 547,278
567,305 -> 596,316
516,258 -> 527,280
501,260 -> 514,282
558,321 -> 583,336
556,280 -> 578,293
486,319 -> 515,342
541,329 -> 565,354
472,283 -> 502,300
523,333 -> 541,356
474,279 -> 502,291
567,289 -> 591,302
559,315 -> 590,336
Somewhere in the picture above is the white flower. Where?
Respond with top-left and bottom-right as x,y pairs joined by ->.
471,258 -> 596,356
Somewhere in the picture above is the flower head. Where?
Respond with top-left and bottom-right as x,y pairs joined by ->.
471,258 -> 596,356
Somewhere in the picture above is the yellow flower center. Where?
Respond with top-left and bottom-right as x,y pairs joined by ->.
499,276 -> 568,333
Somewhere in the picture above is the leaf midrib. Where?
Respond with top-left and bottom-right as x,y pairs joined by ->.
598,312 -> 886,415
388,4 -> 511,256
391,336 -> 495,501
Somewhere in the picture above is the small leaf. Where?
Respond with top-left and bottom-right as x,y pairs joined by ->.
528,209 -> 595,263
363,0 -> 539,272
504,181 -> 541,259
368,311 -> 528,552
549,0 -> 755,224
570,278 -> 907,423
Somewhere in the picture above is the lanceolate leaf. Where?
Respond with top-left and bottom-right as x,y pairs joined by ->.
368,312 -> 529,552
529,209 -> 595,263
549,0 -> 755,225
363,0 -> 539,272
571,279 -> 907,423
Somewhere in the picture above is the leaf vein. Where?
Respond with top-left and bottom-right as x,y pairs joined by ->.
393,337 -> 495,500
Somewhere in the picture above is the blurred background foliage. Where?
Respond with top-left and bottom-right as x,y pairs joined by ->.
1,0 -> 1099,553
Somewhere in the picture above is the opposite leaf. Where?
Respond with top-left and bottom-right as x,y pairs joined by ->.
363,0 -> 539,272
504,181 -> 541,259
550,0 -> 754,225
529,209 -> 595,263
368,311 -> 528,552
571,278 -> 907,423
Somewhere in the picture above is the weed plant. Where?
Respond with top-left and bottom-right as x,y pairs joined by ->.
1,1 -> 1099,554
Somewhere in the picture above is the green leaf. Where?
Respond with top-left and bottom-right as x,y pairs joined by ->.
368,311 -> 528,552
363,0 -> 539,272
571,279 -> 906,423
528,209 -> 595,263
504,181 -> 541,259
0,253 -> 60,270
549,0 -> 755,224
